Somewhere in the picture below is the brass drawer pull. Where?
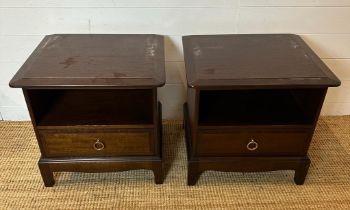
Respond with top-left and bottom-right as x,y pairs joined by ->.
93,139 -> 105,151
247,139 -> 258,151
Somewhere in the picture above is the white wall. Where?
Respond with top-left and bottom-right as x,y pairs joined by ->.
0,0 -> 349,120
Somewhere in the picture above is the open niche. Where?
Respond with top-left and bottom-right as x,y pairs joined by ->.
198,89 -> 324,126
27,89 -> 154,126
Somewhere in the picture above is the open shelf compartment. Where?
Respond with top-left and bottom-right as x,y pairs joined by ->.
198,88 -> 324,126
27,89 -> 154,126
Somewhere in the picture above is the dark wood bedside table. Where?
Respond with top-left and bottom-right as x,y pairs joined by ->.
9,34 -> 165,186
182,34 -> 341,185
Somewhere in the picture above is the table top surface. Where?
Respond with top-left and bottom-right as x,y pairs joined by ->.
183,34 -> 340,88
10,34 -> 165,88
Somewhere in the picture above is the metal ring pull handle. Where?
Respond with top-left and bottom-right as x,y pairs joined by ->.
247,139 -> 258,151
93,139 -> 105,151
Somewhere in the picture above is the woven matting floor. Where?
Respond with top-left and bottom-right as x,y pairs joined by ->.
1,117 -> 350,209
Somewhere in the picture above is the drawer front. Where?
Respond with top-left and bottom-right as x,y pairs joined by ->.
197,129 -> 311,156
39,129 -> 154,157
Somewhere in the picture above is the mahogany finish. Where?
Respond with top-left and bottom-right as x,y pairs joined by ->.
183,34 -> 341,185
183,34 -> 339,88
10,34 -> 164,88
39,128 -> 153,157
10,34 -> 165,186
197,128 -> 311,156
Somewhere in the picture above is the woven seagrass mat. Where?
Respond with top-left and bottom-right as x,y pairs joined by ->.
1,117 -> 350,209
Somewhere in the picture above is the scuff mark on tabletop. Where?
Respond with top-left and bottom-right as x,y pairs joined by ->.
41,35 -> 60,49
289,39 -> 299,49
59,57 -> 78,69
113,72 -> 126,77
41,38 -> 51,49
146,37 -> 158,57
193,46 -> 202,56
203,68 -> 216,74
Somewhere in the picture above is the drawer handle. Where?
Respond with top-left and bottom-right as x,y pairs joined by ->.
93,139 -> 105,151
247,139 -> 258,151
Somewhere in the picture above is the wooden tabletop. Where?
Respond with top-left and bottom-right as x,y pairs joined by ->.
10,34 -> 165,88
183,34 -> 340,88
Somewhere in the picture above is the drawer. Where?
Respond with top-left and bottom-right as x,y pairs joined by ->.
39,128 -> 154,157
197,129 -> 311,156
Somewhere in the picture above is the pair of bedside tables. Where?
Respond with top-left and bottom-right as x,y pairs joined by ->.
10,34 -> 340,187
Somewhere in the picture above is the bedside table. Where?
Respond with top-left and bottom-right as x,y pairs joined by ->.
10,34 -> 165,186
182,34 -> 341,185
